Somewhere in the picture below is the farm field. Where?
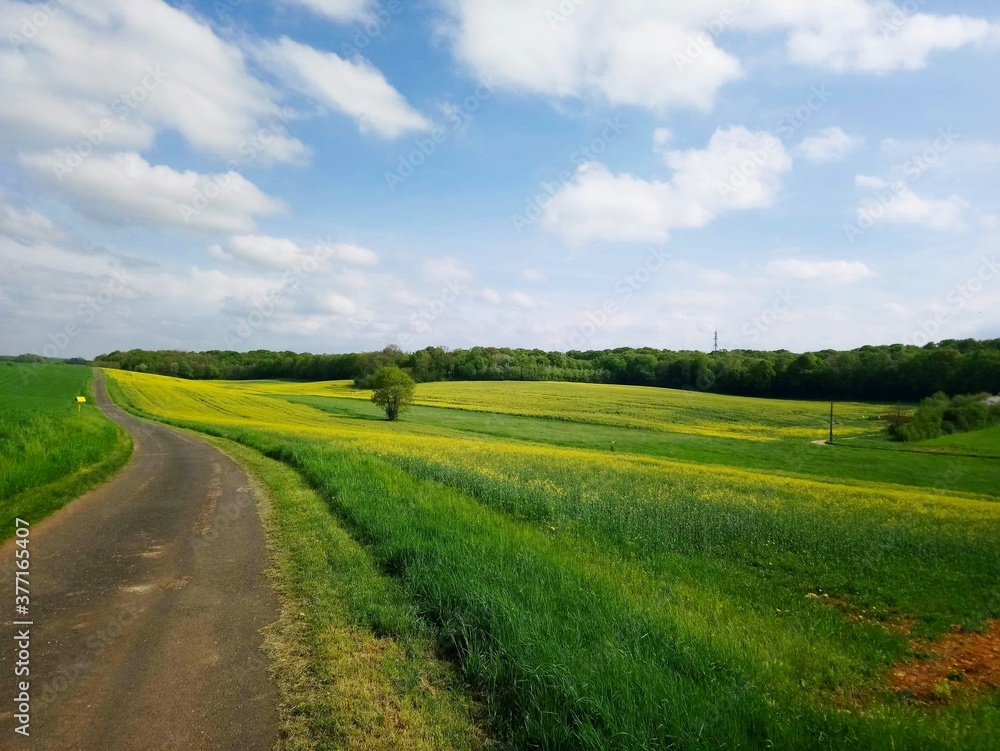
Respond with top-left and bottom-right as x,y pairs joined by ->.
0,363 -> 131,537
246,379 -> 1000,497
105,370 -> 1000,750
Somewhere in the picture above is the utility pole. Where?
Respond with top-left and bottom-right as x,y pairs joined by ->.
829,401 -> 834,445
713,329 -> 719,353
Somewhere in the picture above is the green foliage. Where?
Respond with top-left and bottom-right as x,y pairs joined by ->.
892,391 -> 1000,442
370,366 -> 416,421
92,338 -> 1000,403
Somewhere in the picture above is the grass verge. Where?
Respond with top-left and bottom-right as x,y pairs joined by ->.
196,434 -> 493,751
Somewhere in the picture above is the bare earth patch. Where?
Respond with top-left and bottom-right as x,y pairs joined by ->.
889,620 -> 1000,702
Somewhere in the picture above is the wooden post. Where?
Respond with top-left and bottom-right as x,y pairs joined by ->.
829,401 -> 834,445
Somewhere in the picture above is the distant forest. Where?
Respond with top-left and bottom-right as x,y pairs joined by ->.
89,339 -> 1000,403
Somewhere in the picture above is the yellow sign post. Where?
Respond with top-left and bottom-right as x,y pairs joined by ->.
76,396 -> 86,412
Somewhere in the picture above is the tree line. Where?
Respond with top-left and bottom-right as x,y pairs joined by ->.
89,338 -> 1000,403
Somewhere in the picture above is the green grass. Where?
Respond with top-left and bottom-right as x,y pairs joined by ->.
106,371 -> 1000,750
907,426 -> 1000,459
0,364 -> 131,536
279,393 -> 1000,498
196,435 -> 491,751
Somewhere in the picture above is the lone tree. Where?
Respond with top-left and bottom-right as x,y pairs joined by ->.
370,366 -> 415,421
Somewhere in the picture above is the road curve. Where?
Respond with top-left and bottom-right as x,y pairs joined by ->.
1,375 -> 278,750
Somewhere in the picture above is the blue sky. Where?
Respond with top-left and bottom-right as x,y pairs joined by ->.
1,0 -> 998,359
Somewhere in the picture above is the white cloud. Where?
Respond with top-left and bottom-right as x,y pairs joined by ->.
784,6 -> 997,73
510,291 -> 536,308
653,128 -> 673,149
543,126 -> 792,244
255,37 -> 430,139
441,1 -> 742,112
522,269 -> 548,283
210,235 -> 307,269
322,291 -> 358,316
211,236 -> 380,269
855,175 -> 968,231
440,1 -> 998,113
765,258 -> 875,286
0,202 -> 62,243
481,288 -> 502,304
877,302 -> 908,317
20,152 -> 283,233
0,0 -> 306,161
796,127 -> 862,163
328,243 -> 379,266
421,257 -> 474,285
286,0 -> 373,22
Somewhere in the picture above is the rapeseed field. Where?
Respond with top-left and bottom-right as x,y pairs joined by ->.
106,370 -> 1000,750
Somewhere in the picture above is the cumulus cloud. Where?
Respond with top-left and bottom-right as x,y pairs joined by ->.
440,1 -> 742,112
783,5 -> 996,73
440,1 -> 997,113
20,152 -> 284,233
210,235 -> 380,269
322,291 -> 358,316
765,258 -> 875,286
286,0 -> 374,22
255,37 -> 430,139
0,0 -> 306,161
0,200 -> 62,243
796,127 -> 863,163
510,291 -> 536,308
855,175 -> 968,231
542,126 -> 792,244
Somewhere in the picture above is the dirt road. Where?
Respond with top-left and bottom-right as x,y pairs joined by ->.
0,375 -> 278,749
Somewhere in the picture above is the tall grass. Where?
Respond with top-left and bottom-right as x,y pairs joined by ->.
0,364 -> 131,533
106,370 -> 1000,750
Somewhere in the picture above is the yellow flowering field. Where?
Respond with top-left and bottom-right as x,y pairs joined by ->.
105,369 -> 1000,750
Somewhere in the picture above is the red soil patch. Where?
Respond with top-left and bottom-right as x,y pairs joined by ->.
888,620 -> 1000,702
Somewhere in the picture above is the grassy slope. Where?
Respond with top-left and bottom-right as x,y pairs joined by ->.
198,435 -> 492,751
0,364 -> 131,537
105,370 -> 1000,750
909,426 -> 1000,458
277,392 -> 1000,498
